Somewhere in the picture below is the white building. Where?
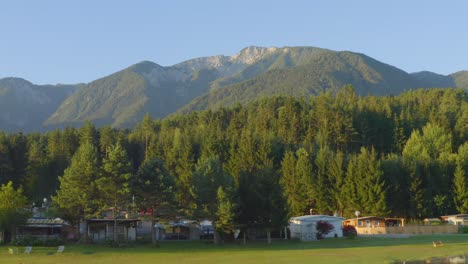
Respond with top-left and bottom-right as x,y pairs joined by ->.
441,214 -> 468,226
289,215 -> 344,241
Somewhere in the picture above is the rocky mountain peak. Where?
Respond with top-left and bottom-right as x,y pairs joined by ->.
230,46 -> 278,64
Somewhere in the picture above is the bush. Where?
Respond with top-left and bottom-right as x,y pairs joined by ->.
316,221 -> 334,240
460,226 -> 468,234
342,225 -> 357,239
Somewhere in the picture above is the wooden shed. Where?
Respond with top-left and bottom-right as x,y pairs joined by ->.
86,219 -> 140,242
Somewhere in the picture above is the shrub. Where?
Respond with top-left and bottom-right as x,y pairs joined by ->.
316,221 -> 334,240
342,225 -> 357,239
461,226 -> 468,234
13,237 -> 64,246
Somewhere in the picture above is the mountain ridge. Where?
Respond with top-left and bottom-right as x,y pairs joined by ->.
1,46 -> 467,132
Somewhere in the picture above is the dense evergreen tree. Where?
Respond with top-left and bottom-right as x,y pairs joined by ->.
314,146 -> 333,214
1,88 -> 466,233
328,151 -> 347,216
453,143 -> 468,213
79,121 -> 99,147
190,156 -> 234,243
24,140 -> 51,201
344,148 -> 387,217
403,123 -> 455,216
0,133 -> 13,185
215,186 -> 237,240
381,154 -> 409,217
130,158 -> 175,244
280,149 -> 313,216
96,142 -> 132,241
99,126 -> 117,159
8,133 -> 28,188
53,143 -> 100,241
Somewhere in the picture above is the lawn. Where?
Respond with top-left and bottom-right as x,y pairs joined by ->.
1,234 -> 468,264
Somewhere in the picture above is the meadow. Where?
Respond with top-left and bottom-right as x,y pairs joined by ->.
2,234 -> 468,264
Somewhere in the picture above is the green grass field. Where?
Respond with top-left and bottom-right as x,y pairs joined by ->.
1,235 -> 468,264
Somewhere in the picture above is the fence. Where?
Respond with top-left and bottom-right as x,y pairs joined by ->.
356,224 -> 458,235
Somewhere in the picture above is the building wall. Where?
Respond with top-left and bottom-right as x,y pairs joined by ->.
289,222 -> 316,241
359,219 -> 386,228
88,223 -> 137,242
343,218 -> 386,228
136,220 -> 153,239
289,219 -> 343,241
327,220 -> 344,238
446,217 -> 468,226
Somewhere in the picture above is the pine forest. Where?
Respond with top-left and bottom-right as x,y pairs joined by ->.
1,87 -> 467,233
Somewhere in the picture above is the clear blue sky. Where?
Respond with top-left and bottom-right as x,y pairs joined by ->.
1,0 -> 467,84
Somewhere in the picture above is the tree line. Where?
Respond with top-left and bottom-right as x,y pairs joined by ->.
1,87 -> 467,240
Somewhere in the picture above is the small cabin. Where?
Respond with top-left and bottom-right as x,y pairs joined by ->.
16,218 -> 73,241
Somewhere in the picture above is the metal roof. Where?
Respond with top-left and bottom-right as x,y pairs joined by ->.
345,216 -> 384,221
22,218 -> 69,227
86,219 -> 141,223
442,214 -> 468,218
290,215 -> 345,222
26,218 -> 67,225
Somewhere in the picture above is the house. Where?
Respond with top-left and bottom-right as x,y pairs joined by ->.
441,214 -> 468,226
16,218 -> 74,241
289,215 -> 344,241
343,216 -> 405,228
86,219 -> 140,242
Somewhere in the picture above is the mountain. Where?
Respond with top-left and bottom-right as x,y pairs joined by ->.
45,47 -> 280,128
180,47 -> 421,112
1,46 -> 467,132
0,78 -> 78,132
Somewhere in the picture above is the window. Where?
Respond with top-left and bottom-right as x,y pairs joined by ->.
374,220 -> 379,226
358,221 -> 363,227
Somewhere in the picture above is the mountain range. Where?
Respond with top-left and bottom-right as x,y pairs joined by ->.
1,46 -> 467,132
